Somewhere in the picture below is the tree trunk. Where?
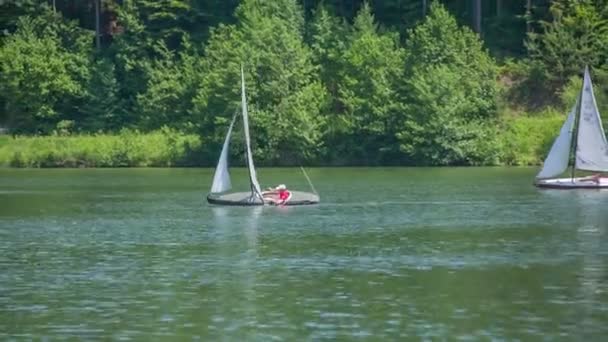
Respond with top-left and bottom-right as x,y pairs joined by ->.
422,0 -> 427,16
473,0 -> 481,34
526,0 -> 532,33
95,0 -> 101,49
496,0 -> 502,16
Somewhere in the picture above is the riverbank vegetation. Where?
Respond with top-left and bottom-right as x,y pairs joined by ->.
1,0 -> 607,167
0,128 -> 201,167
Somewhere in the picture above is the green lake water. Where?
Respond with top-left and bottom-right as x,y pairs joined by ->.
1,167 -> 607,340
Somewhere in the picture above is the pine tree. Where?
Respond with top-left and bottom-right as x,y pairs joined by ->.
526,0 -> 608,88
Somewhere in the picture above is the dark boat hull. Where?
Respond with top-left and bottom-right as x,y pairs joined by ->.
207,191 -> 320,206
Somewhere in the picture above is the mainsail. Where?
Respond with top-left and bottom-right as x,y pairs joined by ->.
210,113 -> 238,193
575,67 -> 608,172
240,66 -> 263,200
536,100 -> 577,179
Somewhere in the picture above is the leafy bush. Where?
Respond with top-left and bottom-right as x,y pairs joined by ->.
496,109 -> 565,166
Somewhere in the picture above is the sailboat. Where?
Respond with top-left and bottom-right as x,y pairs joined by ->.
535,66 -> 608,189
206,66 -> 320,205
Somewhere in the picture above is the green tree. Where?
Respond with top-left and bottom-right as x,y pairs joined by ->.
330,2 -> 405,164
526,0 -> 608,89
136,39 -> 203,131
398,3 -> 499,165
194,0 -> 327,164
81,59 -> 125,131
307,4 -> 348,122
134,0 -> 240,48
102,1 -> 153,123
0,14 -> 91,133
135,0 -> 193,48
0,0 -> 43,35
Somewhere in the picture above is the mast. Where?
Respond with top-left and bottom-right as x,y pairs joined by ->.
572,66 -> 595,179
570,67 -> 589,180
240,65 -> 263,201
570,94 -> 581,181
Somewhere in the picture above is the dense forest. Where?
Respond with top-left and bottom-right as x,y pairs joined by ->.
1,0 -> 608,167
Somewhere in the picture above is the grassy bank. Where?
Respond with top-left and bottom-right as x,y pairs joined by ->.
0,129 -> 202,167
0,113 -> 564,168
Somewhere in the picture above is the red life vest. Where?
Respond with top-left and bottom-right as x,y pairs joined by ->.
279,189 -> 290,201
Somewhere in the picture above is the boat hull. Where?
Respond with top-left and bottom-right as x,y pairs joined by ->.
207,190 -> 320,206
534,177 -> 608,189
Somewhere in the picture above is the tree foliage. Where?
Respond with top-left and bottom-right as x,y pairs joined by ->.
1,0 -> 606,166
0,14 -> 91,133
329,3 -> 405,164
195,0 -> 327,164
136,39 -> 202,131
526,0 -> 608,88
398,3 -> 499,165
81,59 -> 125,132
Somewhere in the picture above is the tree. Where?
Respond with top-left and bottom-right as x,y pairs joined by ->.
135,0 -> 194,49
398,3 -> 499,165
194,0 -> 328,164
136,39 -> 203,131
398,65 -> 499,165
0,14 -> 91,133
307,4 -> 348,126
81,59 -> 125,131
526,0 -> 608,89
0,0 -> 43,35
330,2 -> 405,164
473,0 -> 482,34
102,1 -> 154,124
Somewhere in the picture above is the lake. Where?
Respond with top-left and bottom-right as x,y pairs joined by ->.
1,167 -> 607,340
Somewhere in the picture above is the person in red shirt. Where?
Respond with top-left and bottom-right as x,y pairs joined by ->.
262,184 -> 291,205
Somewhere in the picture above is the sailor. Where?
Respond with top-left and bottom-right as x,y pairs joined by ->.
262,184 -> 291,205
581,173 -> 602,184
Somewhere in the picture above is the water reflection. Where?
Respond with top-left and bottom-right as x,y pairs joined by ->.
573,190 -> 607,338
243,206 -> 261,337
209,206 -> 262,338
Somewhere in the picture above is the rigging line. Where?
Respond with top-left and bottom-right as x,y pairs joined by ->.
300,166 -> 318,195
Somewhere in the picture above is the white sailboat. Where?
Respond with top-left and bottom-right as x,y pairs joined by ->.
535,66 -> 608,189
206,66 -> 320,205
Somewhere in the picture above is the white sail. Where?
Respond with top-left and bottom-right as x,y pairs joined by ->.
575,67 -> 608,172
536,102 -> 577,179
240,66 -> 263,199
210,114 -> 238,193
